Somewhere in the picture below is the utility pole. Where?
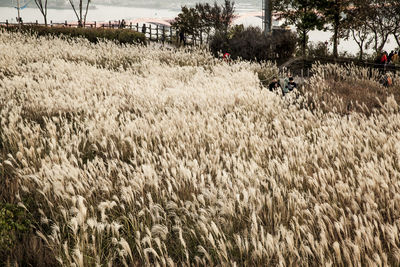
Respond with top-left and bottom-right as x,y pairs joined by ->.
262,0 -> 272,35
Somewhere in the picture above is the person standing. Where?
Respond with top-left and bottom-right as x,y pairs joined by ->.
142,24 -> 146,35
381,51 -> 388,65
392,51 -> 399,64
119,19 -> 126,29
161,30 -> 166,44
283,75 -> 290,96
179,30 -> 186,45
380,51 -> 388,72
388,50 -> 394,63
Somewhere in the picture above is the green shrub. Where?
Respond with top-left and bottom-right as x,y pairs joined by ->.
305,41 -> 330,57
209,26 -> 297,63
0,203 -> 31,265
5,25 -> 147,45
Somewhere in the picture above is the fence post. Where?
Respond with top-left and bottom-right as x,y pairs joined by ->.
109,21 -> 111,28
162,26 -> 165,44
156,25 -> 159,42
130,22 -> 132,30
94,21 -> 96,28
50,20 -> 53,27
136,23 -> 139,32
5,20 -> 8,28
149,24 -> 152,41
36,20 -> 38,25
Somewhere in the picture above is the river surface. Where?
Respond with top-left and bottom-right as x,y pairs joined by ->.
0,3 -> 397,55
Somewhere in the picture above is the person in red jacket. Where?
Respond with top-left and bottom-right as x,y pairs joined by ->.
381,51 -> 388,64
223,52 -> 231,62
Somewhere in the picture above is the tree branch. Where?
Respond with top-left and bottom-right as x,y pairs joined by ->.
84,0 -> 91,27
68,0 -> 81,24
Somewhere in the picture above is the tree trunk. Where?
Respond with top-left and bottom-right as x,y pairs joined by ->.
394,33 -> 400,47
44,0 -> 47,26
333,11 -> 340,58
79,0 -> 83,27
377,34 -> 389,55
68,0 -> 81,25
83,0 -> 91,27
352,29 -> 363,61
34,0 -> 48,26
333,26 -> 338,58
372,31 -> 378,54
302,30 -> 307,57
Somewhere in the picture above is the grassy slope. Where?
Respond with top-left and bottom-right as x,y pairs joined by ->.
1,31 -> 400,266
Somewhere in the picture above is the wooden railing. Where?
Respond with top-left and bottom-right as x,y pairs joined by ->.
0,20 -> 209,46
281,56 -> 400,78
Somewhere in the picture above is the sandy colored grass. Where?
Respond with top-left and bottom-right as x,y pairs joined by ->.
0,31 -> 400,266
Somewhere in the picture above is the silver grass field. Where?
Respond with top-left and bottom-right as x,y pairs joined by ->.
1,31 -> 400,266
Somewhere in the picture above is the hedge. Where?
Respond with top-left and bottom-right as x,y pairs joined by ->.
209,26 -> 297,64
4,25 -> 147,45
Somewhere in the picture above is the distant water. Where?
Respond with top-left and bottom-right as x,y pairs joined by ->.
0,5 -> 177,23
0,4 -> 397,55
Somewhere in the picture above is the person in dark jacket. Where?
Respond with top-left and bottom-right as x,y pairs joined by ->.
142,24 -> 146,34
269,77 -> 281,92
119,19 -> 126,28
283,75 -> 297,96
388,50 -> 394,63
179,30 -> 186,45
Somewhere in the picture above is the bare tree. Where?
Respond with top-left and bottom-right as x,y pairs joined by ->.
319,0 -> 351,58
347,23 -> 370,60
343,4 -> 371,60
387,0 -> 400,47
35,0 -> 47,26
34,0 -> 48,26
353,0 -> 395,55
68,0 -> 92,27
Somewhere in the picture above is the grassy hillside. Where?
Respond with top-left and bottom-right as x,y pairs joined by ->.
1,31 -> 400,266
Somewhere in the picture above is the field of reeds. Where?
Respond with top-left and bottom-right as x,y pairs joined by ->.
1,31 -> 400,266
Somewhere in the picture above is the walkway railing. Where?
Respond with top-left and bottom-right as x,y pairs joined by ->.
281,56 -> 400,78
0,20 -> 209,46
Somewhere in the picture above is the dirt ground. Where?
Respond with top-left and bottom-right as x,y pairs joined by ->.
326,78 -> 400,115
